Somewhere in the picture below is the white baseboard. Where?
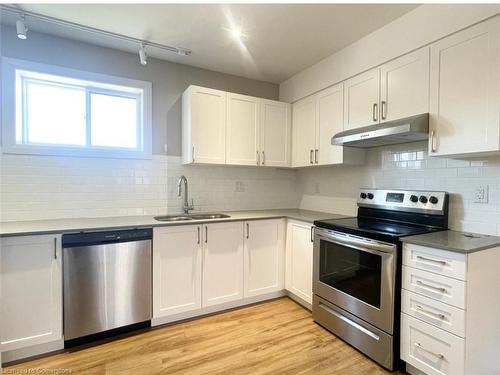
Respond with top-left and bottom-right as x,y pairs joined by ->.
286,291 -> 312,311
406,363 -> 426,375
152,290 -> 286,326
1,339 -> 64,365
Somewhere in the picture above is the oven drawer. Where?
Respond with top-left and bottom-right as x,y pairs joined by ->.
403,243 -> 466,281
313,295 -> 393,370
401,313 -> 465,375
402,266 -> 466,309
402,289 -> 465,338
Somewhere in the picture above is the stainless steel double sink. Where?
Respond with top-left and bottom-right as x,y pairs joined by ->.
154,213 -> 231,222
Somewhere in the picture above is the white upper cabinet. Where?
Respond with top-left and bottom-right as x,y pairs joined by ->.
243,219 -> 285,298
380,48 -> 430,122
292,84 -> 365,167
429,16 -> 500,157
260,99 -> 291,167
202,222 -> 244,307
182,86 -> 227,164
153,225 -> 202,318
292,96 -> 317,167
1,234 -> 62,352
343,68 -> 380,130
226,93 -> 260,166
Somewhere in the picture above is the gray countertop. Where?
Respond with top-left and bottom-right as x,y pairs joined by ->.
401,230 -> 500,254
0,209 -> 345,237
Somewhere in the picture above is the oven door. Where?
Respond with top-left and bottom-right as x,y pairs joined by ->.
313,228 -> 396,334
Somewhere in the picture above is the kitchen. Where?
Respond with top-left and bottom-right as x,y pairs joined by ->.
1,3 -> 500,374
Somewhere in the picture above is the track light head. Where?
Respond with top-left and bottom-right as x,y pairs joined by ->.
139,43 -> 147,66
16,15 -> 28,40
176,48 -> 191,56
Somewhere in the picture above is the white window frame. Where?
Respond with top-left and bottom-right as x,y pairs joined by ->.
1,57 -> 153,159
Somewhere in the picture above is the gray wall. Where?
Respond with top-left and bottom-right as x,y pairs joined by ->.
0,26 -> 279,155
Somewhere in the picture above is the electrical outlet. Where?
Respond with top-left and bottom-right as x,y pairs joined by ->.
235,181 -> 245,192
474,185 -> 488,203
314,182 -> 320,194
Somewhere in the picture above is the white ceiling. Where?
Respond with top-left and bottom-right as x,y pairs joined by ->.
6,4 -> 419,83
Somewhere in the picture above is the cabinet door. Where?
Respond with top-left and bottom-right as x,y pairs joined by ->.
226,93 -> 260,166
153,226 -> 202,318
292,96 -> 317,167
380,47 -> 430,122
285,221 -> 314,305
0,234 -> 62,351
202,222 -> 244,307
429,17 -> 500,157
260,99 -> 291,167
343,68 -> 380,130
316,83 -> 345,165
185,86 -> 226,164
243,219 -> 285,298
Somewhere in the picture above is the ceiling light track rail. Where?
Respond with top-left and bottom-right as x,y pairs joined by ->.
0,4 -> 191,56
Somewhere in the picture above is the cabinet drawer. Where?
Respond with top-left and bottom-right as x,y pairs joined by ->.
402,289 -> 465,337
402,266 -> 466,309
401,313 -> 464,375
403,243 -> 466,281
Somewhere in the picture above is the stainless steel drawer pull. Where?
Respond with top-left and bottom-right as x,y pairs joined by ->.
310,226 -> 314,242
415,304 -> 446,320
54,237 -> 57,259
197,227 -> 200,244
192,146 -> 196,162
430,130 -> 437,153
416,280 -> 447,294
381,101 -> 387,120
246,223 -> 250,239
415,342 -> 445,360
416,255 -> 447,266
262,151 -> 265,165
372,103 -> 378,122
257,151 -> 260,165
205,226 -> 208,243
310,149 -> 314,164
315,149 -> 318,164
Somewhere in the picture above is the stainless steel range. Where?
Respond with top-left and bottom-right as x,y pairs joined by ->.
312,189 -> 449,371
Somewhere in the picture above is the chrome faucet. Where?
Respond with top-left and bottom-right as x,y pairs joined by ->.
177,175 -> 194,214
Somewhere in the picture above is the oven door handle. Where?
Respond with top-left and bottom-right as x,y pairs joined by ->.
318,232 -> 395,255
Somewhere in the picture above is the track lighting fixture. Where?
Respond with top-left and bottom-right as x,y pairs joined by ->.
139,43 -> 147,66
176,48 -> 190,56
16,15 -> 28,40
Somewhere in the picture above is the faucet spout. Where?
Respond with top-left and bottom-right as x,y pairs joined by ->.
177,175 -> 194,214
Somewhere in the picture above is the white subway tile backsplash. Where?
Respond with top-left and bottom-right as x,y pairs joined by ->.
0,153 -> 300,221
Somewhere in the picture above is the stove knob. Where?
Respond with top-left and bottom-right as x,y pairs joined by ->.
419,195 -> 428,204
429,196 -> 439,204
360,192 -> 367,199
367,193 -> 374,200
410,195 -> 419,203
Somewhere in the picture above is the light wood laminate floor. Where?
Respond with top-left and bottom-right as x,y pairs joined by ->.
8,298 -> 405,374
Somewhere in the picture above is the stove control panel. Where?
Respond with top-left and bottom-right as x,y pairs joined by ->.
357,189 -> 447,215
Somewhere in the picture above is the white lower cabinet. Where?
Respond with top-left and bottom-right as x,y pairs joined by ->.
153,225 -> 202,317
0,234 -> 62,352
401,242 -> 500,375
285,220 -> 314,306
243,219 -> 285,298
202,222 -> 244,307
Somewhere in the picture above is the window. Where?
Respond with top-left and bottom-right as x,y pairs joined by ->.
2,58 -> 152,158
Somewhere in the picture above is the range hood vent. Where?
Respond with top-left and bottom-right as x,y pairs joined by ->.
331,113 -> 429,148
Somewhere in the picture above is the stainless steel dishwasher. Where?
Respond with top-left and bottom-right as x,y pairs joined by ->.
62,228 -> 152,344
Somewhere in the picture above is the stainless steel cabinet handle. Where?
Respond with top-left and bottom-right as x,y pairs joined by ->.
416,255 -> 447,266
310,149 -> 314,164
415,304 -> 446,320
415,342 -> 445,360
197,226 -> 200,244
192,145 -> 196,162
315,149 -> 318,164
205,226 -> 208,243
372,103 -> 378,122
262,151 -> 265,165
416,280 -> 446,294
246,223 -> 250,239
310,226 -> 314,242
54,237 -> 57,259
430,130 -> 437,153
257,151 -> 260,165
381,101 -> 387,120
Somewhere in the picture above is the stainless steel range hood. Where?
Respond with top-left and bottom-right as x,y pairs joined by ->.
331,113 -> 429,148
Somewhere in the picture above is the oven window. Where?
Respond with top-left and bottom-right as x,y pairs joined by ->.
319,239 -> 381,308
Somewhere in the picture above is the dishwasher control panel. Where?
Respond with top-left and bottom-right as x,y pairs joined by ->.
62,228 -> 153,248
